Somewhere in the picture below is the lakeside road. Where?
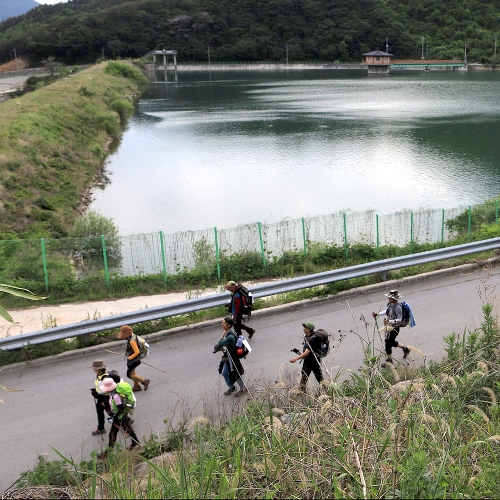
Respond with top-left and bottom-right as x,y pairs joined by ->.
1,265 -> 499,493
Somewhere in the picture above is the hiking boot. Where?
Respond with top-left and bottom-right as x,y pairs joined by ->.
142,379 -> 150,391
381,357 -> 393,368
402,346 -> 411,359
234,388 -> 248,398
248,328 -> 255,339
132,385 -> 142,392
97,450 -> 109,460
224,387 -> 236,396
92,428 -> 106,435
127,444 -> 140,451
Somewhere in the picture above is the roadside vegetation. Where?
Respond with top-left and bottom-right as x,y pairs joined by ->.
5,291 -> 500,498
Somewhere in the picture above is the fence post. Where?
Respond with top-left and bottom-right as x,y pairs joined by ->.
468,206 -> 471,240
343,213 -> 348,259
376,214 -> 380,255
410,212 -> 414,253
301,217 -> 307,256
258,222 -> 267,267
214,227 -> 220,280
159,231 -> 167,283
101,235 -> 110,287
441,209 -> 445,246
40,238 -> 49,293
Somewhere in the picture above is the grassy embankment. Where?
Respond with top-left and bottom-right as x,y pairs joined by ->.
9,300 -> 500,498
0,61 -> 147,239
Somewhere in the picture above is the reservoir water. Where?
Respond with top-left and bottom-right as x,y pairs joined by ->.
89,70 -> 500,236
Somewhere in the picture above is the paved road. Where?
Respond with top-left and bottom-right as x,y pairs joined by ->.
1,266 -> 498,492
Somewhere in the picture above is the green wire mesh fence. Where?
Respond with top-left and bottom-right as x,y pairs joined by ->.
0,205 -> 480,291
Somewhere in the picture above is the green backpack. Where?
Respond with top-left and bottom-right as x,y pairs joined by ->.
112,381 -> 137,415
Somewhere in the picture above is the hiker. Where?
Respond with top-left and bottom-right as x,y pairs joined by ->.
225,280 -> 255,339
89,359 -> 113,436
117,325 -> 150,392
290,323 -> 324,391
372,289 -> 411,367
98,378 -> 140,457
213,316 -> 247,397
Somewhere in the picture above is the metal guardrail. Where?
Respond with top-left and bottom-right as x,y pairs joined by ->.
1,237 -> 499,351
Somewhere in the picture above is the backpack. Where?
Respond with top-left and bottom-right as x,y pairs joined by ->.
237,284 -> 254,316
235,334 -> 252,359
135,334 -> 150,359
313,329 -> 330,358
114,381 -> 137,414
389,301 -> 415,328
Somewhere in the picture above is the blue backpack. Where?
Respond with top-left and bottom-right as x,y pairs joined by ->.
399,301 -> 414,327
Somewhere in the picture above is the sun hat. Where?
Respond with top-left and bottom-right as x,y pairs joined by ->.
89,359 -> 106,370
302,322 -> 315,331
385,290 -> 402,300
224,280 -> 237,290
118,325 -> 133,339
101,378 -> 117,393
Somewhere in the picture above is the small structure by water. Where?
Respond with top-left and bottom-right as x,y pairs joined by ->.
362,49 -> 393,75
143,49 -> 178,80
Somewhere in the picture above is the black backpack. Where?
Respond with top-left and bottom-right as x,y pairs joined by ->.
313,329 -> 330,358
237,284 -> 254,316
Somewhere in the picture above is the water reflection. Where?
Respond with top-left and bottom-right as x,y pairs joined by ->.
90,70 -> 500,236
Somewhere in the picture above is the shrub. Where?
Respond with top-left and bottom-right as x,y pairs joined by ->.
110,99 -> 134,122
104,61 -> 148,84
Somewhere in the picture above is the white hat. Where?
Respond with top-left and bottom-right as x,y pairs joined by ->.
385,289 -> 402,300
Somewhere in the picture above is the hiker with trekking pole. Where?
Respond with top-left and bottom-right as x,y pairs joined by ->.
97,377 -> 140,458
117,325 -> 151,392
213,316 -> 248,397
89,359 -> 114,436
372,289 -> 415,368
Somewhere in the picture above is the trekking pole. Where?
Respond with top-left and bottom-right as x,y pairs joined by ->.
104,349 -> 168,374
111,419 -> 141,446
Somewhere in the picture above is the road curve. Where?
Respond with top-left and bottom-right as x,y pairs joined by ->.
1,265 -> 499,492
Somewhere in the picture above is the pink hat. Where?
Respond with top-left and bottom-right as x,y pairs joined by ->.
101,378 -> 117,393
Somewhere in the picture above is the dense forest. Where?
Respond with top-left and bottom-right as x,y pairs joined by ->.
0,0 -> 499,65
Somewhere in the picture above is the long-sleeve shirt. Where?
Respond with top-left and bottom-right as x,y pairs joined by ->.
376,302 -> 403,325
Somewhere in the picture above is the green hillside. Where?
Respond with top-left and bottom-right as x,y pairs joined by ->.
0,0 -> 499,65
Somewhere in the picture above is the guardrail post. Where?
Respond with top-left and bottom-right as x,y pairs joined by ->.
468,206 -> 471,240
40,238 -> 49,293
410,212 -> 414,253
101,235 -> 110,287
343,213 -> 348,259
441,209 -> 445,246
258,222 -> 267,267
302,217 -> 307,256
214,227 -> 220,279
159,231 -> 167,283
376,214 -> 380,256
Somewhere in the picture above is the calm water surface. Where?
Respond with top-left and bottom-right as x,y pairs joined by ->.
89,70 -> 500,235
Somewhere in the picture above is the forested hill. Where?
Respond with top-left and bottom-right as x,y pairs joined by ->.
0,0 -> 39,22
0,0 -> 499,66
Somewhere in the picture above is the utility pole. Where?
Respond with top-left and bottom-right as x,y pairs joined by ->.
464,44 -> 467,65
495,35 -> 497,59
207,44 -> 211,66
385,37 -> 389,53
286,44 -> 288,65
421,37 -> 425,60
12,46 -> 19,71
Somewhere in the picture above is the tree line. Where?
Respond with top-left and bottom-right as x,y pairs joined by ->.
0,0 -> 499,66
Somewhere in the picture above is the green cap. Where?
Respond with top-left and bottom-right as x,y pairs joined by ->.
302,322 -> 315,331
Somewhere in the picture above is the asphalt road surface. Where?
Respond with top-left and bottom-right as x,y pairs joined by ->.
1,265 -> 499,492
